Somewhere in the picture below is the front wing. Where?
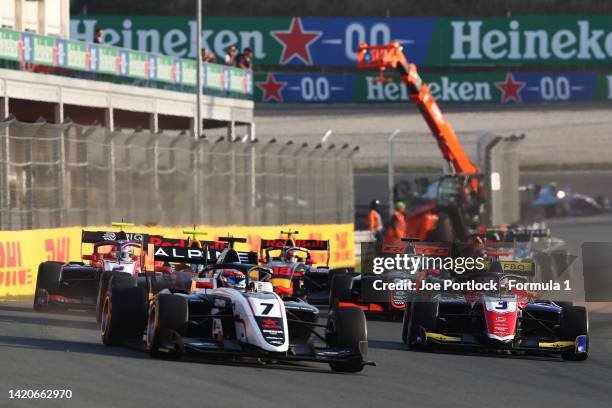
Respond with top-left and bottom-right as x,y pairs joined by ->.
172,337 -> 374,366
411,326 -> 587,355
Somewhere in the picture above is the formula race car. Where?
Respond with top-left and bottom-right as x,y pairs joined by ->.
402,261 -> 588,361
259,230 -> 349,303
100,241 -> 372,372
331,239 -> 450,319
467,226 -> 573,283
34,223 -> 148,314
34,223 -> 202,320
524,183 -> 610,219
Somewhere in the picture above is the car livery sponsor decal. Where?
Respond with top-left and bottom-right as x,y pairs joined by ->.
482,296 -> 519,341
255,316 -> 286,346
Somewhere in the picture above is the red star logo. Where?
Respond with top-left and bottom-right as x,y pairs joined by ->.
256,73 -> 287,103
272,17 -> 322,65
495,73 -> 526,103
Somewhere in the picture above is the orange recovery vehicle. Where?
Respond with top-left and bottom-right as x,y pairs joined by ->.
357,41 -> 484,242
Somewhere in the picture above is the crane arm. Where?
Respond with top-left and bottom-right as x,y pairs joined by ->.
357,41 -> 479,175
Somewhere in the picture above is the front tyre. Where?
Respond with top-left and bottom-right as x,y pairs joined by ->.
146,293 -> 188,358
326,307 -> 367,373
405,298 -> 438,350
33,262 -> 62,311
101,286 -> 147,346
329,274 -> 353,308
560,306 -> 588,361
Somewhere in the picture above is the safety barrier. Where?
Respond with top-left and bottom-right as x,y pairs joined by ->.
0,223 -> 355,298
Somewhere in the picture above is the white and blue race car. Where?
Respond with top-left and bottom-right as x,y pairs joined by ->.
101,240 -> 373,373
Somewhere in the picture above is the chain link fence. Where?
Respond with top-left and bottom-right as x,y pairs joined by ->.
0,117 -> 357,230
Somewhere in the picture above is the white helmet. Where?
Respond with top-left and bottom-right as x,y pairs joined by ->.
120,246 -> 134,262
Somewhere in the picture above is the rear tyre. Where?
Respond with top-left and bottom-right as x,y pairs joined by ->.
329,274 -> 353,308
96,272 -> 137,323
146,293 -> 188,358
405,298 -> 438,350
326,307 -> 367,373
401,303 -> 410,344
96,272 -> 112,323
33,262 -> 63,311
101,285 -> 147,346
560,306 -> 588,361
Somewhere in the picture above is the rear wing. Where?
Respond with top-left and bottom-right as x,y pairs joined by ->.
295,239 -> 330,251
149,246 -> 256,266
260,238 -> 292,250
378,241 -> 451,256
146,236 -> 227,251
471,227 -> 550,242
82,230 -> 227,249
147,245 -> 211,265
482,260 -> 536,277
260,238 -> 330,252
238,251 -> 259,265
81,230 -> 148,244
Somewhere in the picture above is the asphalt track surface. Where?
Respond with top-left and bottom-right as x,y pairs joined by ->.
1,217 -> 612,408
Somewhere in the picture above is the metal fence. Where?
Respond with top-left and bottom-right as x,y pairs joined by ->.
0,117 -> 357,230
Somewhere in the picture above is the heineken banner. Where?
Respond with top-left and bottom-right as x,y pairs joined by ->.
254,72 -> 612,103
71,16 -> 612,66
0,27 -> 253,98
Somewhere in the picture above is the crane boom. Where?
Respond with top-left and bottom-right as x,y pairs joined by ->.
357,41 -> 479,175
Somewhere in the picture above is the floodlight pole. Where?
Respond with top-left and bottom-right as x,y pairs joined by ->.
388,129 -> 400,216
195,0 -> 203,139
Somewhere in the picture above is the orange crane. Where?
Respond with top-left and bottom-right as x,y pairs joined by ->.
357,41 -> 482,242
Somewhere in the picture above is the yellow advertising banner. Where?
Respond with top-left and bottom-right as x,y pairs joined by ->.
0,223 -> 354,298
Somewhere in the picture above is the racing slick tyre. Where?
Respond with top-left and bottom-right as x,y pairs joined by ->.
33,262 -> 63,311
96,271 -> 137,323
326,306 -> 367,373
560,306 -> 588,361
146,293 -> 188,358
329,274 -> 353,308
101,285 -> 147,346
405,298 -> 438,350
401,304 -> 410,344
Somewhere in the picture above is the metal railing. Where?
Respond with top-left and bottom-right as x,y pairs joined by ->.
0,118 -> 357,229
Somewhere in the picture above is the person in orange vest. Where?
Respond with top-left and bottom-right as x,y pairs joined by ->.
384,201 -> 407,242
366,199 -> 383,243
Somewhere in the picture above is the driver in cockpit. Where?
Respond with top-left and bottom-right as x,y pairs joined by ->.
219,270 -> 246,290
119,245 -> 134,263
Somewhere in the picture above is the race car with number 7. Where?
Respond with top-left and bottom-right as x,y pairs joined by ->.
101,238 -> 374,372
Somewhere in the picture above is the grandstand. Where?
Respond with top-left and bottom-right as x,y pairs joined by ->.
0,0 -> 254,138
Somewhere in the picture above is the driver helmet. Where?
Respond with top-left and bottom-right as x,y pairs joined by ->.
191,263 -> 205,273
286,249 -> 298,263
220,270 -> 246,289
120,246 -> 134,262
